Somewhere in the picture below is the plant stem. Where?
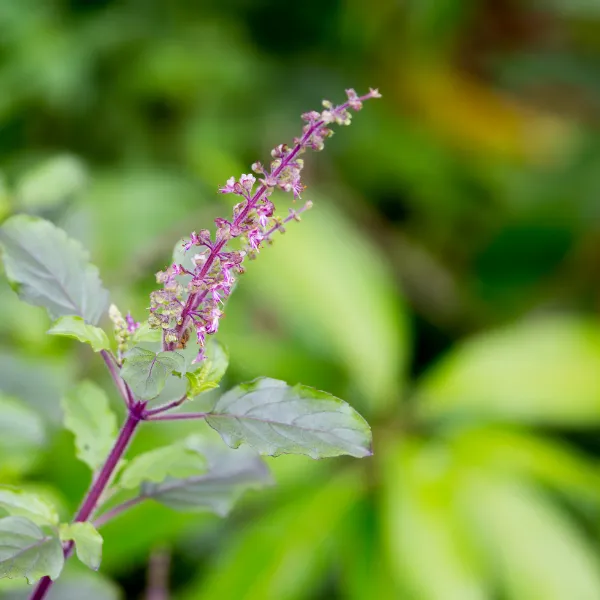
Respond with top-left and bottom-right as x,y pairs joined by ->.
100,349 -> 131,407
143,394 -> 187,417
145,412 -> 208,421
93,496 -> 144,528
29,408 -> 143,600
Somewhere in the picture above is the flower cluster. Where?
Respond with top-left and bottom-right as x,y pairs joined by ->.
109,304 -> 140,357
149,88 -> 381,362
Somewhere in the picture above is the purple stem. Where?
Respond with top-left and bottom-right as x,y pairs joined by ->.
100,350 -> 131,407
144,394 -> 188,417
145,547 -> 172,600
94,496 -> 144,528
146,412 -> 208,421
29,407 -> 144,600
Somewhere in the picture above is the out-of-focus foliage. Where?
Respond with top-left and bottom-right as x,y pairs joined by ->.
1,0 -> 600,598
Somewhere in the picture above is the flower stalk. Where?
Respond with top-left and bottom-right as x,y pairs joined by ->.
150,88 -> 381,362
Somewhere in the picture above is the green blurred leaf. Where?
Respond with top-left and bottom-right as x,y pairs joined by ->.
0,352 -> 72,426
121,347 -> 185,400
119,444 -> 206,490
463,474 -> 600,600
449,426 -> 600,502
0,395 -> 46,477
47,317 -> 110,352
185,340 -> 229,398
59,523 -> 102,572
417,316 -> 600,426
15,155 -> 87,211
181,470 -> 364,600
62,381 -> 117,472
382,439 -> 489,600
0,487 -> 58,527
337,499 -> 399,600
140,437 -> 271,516
206,377 -> 372,459
0,216 -> 109,325
241,201 -> 409,412
0,567 -> 122,600
0,516 -> 63,583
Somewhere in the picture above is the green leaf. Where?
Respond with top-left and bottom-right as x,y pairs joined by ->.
121,347 -> 185,400
62,381 -> 118,472
129,321 -> 162,345
463,473 -> 600,600
180,471 -> 363,600
59,522 -> 103,571
15,155 -> 87,211
206,377 -> 372,459
416,316 -> 600,426
119,443 -> 207,490
47,316 -> 110,352
185,340 -> 229,398
0,395 -> 46,477
0,487 -> 58,527
0,516 -> 63,583
449,426 -> 600,503
0,569 -> 122,600
382,439 -> 489,600
140,437 -> 271,516
0,215 -> 110,325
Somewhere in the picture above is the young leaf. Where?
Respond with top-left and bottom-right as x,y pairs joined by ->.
62,381 -> 118,472
185,340 -> 229,398
0,516 -> 63,583
140,437 -> 271,516
119,444 -> 207,490
121,347 -> 185,400
59,522 -> 103,571
205,378 -> 372,459
0,487 -> 58,527
130,321 -> 162,345
0,215 -> 109,325
47,316 -> 110,352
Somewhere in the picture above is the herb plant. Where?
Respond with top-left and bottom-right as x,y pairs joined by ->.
0,88 -> 379,599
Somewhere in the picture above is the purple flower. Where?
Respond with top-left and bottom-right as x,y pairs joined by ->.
125,313 -> 140,334
219,176 -> 237,194
240,174 -> 256,192
247,229 -> 263,250
150,88 -> 381,358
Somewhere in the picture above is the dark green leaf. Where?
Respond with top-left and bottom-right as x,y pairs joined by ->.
0,516 -> 63,583
140,437 -> 271,516
0,216 -> 109,324
47,316 -> 110,352
206,378 -> 372,459
121,347 -> 185,400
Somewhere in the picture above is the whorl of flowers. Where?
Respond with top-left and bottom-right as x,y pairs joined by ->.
149,88 -> 381,362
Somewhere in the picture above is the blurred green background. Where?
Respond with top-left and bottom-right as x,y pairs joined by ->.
2,0 -> 600,598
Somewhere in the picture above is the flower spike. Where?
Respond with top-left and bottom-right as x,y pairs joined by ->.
149,88 -> 381,360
